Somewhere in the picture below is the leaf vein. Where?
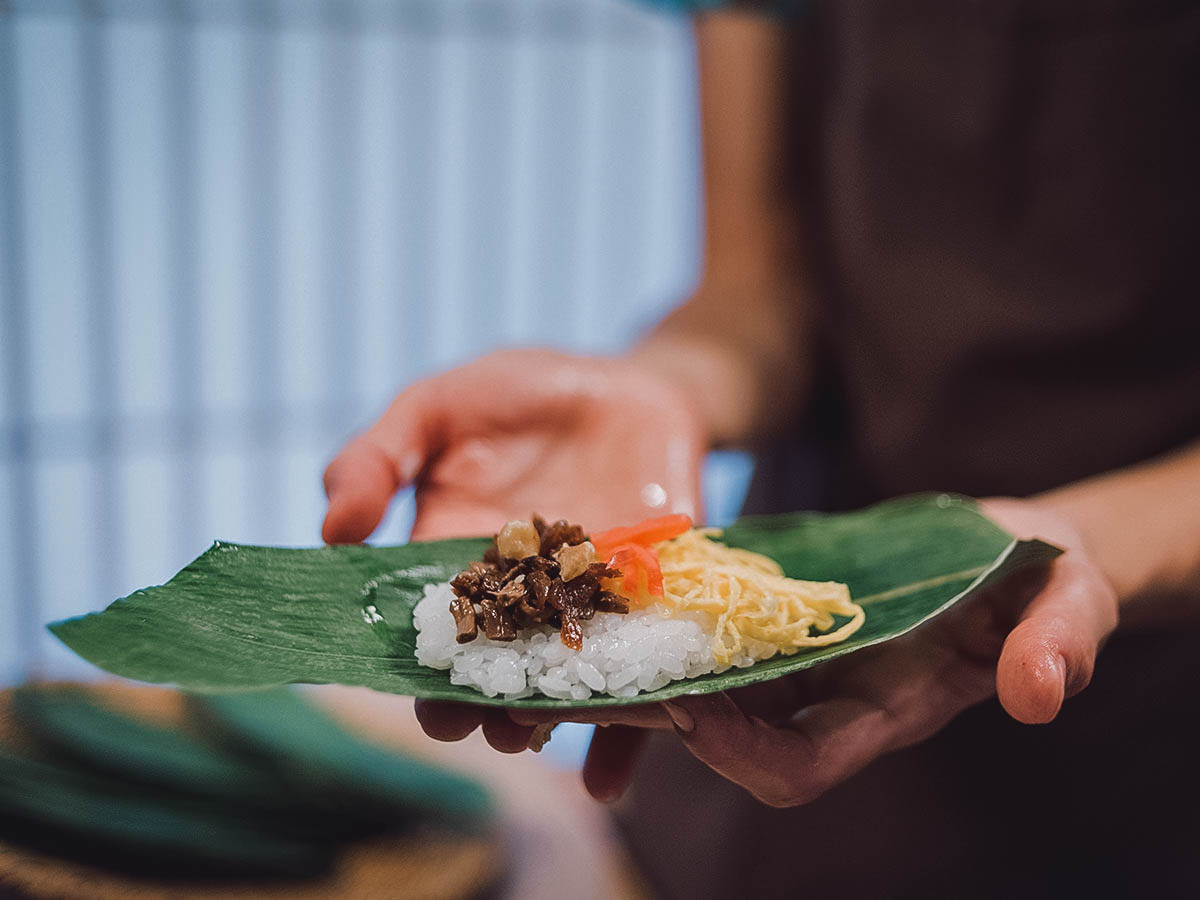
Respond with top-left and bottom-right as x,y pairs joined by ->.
855,565 -> 989,606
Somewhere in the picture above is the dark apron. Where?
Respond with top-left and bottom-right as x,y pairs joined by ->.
620,2 -> 1200,896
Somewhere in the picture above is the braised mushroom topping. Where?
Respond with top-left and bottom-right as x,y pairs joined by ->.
534,516 -> 586,557
448,592 -> 477,643
449,517 -> 626,650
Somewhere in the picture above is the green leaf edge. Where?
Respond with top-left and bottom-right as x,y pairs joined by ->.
339,535 -> 1061,709
47,498 -> 1062,710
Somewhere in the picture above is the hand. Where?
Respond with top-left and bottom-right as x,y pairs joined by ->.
322,348 -> 704,542
321,348 -> 705,765
506,497 -> 1120,807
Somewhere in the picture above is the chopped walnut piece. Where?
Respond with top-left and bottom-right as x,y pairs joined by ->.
496,519 -> 541,561
554,540 -> 596,582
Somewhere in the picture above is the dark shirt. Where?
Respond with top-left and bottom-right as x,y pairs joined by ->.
746,0 -> 1200,513
624,3 -> 1200,897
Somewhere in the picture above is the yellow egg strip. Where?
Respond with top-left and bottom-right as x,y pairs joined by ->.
654,529 -> 865,668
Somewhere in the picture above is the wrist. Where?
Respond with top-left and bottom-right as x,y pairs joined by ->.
626,333 -> 758,448
1034,496 -> 1126,603
1026,493 -> 1130,599
1036,447 -> 1200,621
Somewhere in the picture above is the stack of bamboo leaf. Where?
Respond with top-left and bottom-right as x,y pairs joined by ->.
0,685 -> 496,895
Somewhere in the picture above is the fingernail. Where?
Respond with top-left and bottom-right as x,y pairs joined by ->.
662,701 -> 695,734
1053,653 -> 1068,708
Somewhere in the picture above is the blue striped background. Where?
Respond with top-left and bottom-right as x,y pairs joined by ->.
0,0 -> 752,687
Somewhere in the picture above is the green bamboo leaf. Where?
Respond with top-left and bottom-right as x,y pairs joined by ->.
0,747 -> 334,877
11,686 -> 290,803
188,688 -> 493,823
4,687 -> 493,875
49,495 -> 1061,709
10,686 -> 481,837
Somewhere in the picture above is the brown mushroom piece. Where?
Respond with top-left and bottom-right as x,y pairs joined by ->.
449,593 -> 478,643
477,596 -> 518,641
446,516 -> 627,650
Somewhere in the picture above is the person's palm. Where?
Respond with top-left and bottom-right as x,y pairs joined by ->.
322,349 -> 704,543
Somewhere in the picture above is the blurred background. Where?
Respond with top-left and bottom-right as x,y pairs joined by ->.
1,0 -> 754,690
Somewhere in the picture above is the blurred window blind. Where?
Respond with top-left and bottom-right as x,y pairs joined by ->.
0,0 -> 753,685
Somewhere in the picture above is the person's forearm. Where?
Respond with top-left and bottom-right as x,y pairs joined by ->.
628,275 -> 807,448
627,13 -> 808,448
1039,439 -> 1200,623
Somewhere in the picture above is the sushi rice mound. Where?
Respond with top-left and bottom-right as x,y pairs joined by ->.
414,526 -> 863,700
414,581 -> 728,700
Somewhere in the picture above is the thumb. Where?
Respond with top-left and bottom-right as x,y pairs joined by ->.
995,553 -> 1118,724
321,386 -> 437,544
582,724 -> 650,803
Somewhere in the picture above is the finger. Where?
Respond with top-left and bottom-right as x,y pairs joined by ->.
322,387 -> 437,544
414,699 -> 486,742
409,498 -> 514,542
582,725 -> 650,803
663,692 -> 832,807
481,708 -> 537,753
507,704 -> 674,730
996,554 -> 1118,724
665,650 -> 990,809
728,671 -> 826,724
322,439 -> 402,543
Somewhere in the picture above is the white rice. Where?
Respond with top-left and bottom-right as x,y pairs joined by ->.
413,581 -> 740,700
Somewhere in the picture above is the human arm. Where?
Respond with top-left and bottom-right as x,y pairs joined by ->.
322,13 -> 805,546
629,13 -> 809,447
1039,438 -> 1200,625
325,14 -> 808,761
515,443 -> 1200,806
